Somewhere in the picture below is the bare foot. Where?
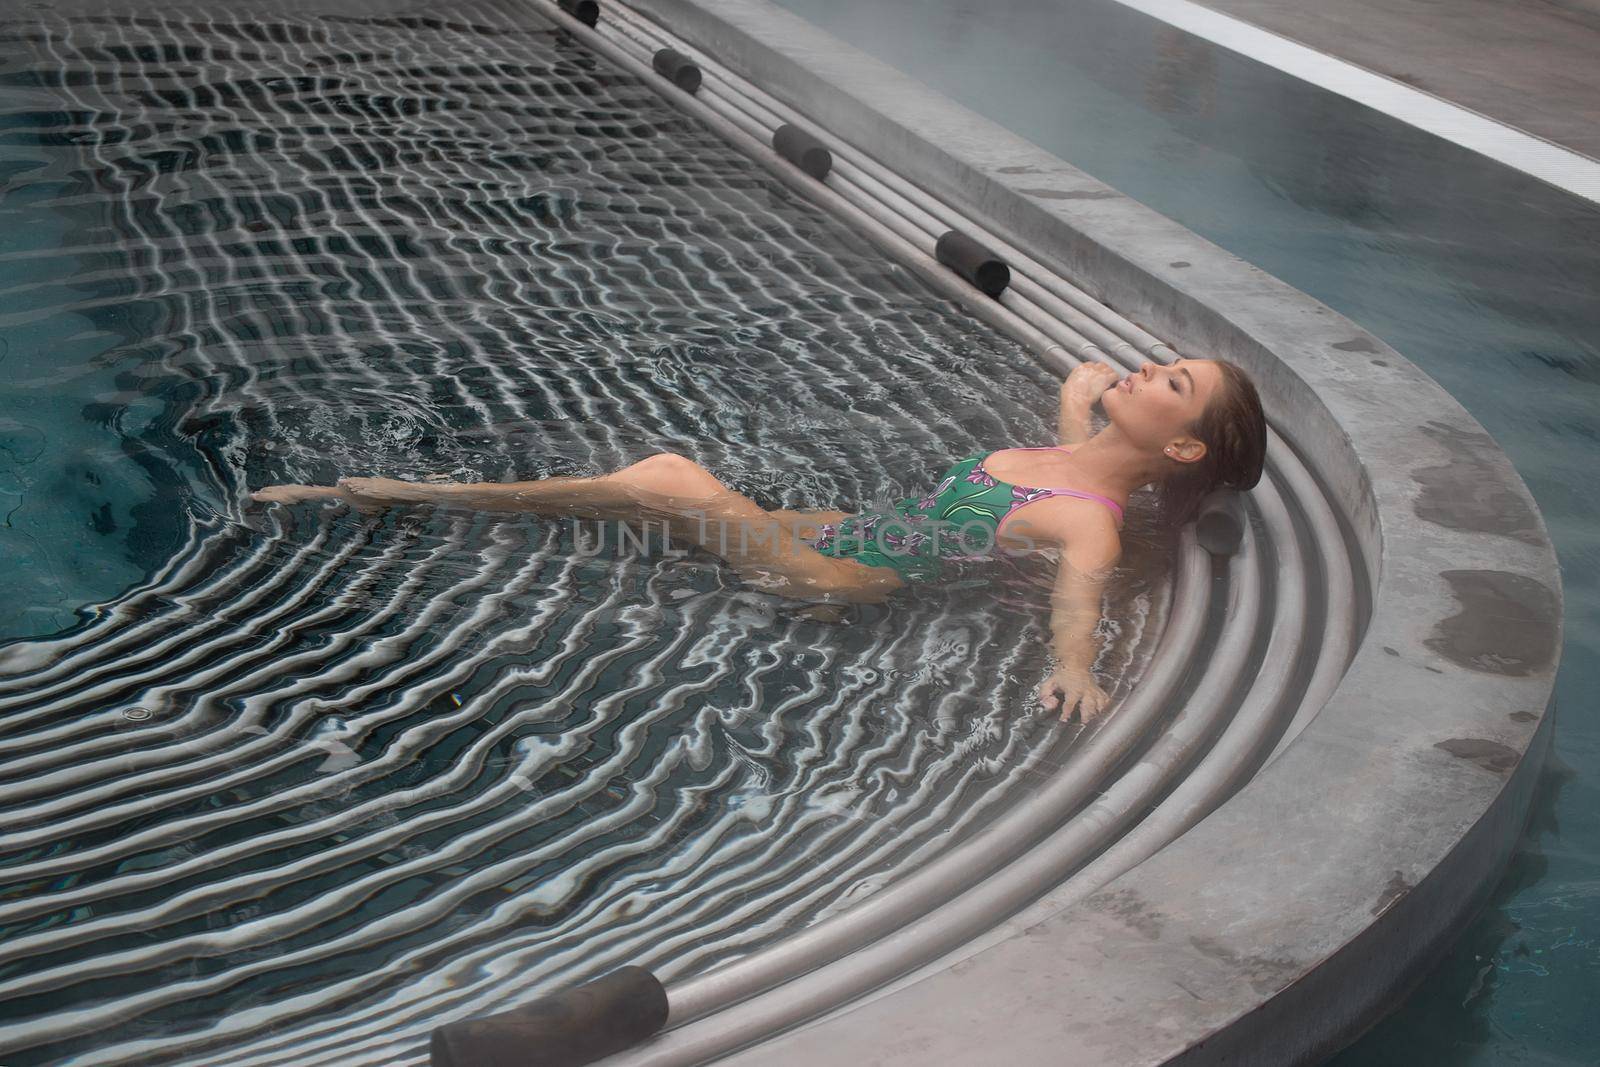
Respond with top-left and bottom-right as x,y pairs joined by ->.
249,481 -> 386,517
249,484 -> 350,505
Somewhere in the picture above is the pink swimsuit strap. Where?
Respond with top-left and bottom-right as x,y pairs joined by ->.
978,446 -> 1125,526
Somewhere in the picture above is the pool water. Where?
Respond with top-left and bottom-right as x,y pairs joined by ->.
0,1 -> 1174,1063
774,0 -> 1600,1061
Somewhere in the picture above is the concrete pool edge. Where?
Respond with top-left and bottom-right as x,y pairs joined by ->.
597,0 -> 1564,1063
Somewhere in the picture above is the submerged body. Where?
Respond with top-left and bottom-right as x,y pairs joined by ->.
805,446 -> 1125,583
250,358 -> 1266,723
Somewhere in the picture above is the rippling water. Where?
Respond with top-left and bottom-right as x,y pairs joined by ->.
0,1 -> 1166,1062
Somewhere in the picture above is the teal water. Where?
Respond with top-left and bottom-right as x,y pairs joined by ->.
0,119 -> 157,638
775,0 -> 1599,1061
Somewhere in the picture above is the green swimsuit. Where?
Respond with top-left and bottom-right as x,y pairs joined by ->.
806,447 -> 1125,583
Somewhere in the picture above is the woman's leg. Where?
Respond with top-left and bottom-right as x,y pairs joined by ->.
252,469 -> 664,520
251,455 -> 904,603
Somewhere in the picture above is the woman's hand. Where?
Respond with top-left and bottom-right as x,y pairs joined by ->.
1062,362 -> 1119,411
1038,667 -> 1111,723
1059,362 -> 1120,445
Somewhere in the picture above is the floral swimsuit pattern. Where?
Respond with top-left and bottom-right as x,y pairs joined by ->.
806,449 -> 1124,583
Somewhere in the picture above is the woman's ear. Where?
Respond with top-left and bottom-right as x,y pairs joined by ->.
1165,437 -> 1208,464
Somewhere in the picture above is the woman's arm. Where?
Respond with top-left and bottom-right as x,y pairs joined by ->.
1037,521 -> 1122,722
1058,362 -> 1119,446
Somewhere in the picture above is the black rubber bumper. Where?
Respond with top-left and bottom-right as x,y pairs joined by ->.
430,966 -> 669,1067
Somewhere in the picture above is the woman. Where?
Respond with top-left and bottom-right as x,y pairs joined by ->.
251,358 -> 1267,723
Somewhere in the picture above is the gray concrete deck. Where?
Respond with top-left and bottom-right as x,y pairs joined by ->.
1196,0 -> 1600,160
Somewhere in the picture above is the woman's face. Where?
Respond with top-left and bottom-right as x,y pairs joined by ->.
1101,358 -> 1224,459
